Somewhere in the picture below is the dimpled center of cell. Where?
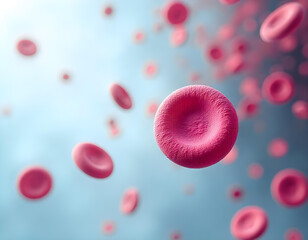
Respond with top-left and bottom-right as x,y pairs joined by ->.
281,178 -> 297,196
238,214 -> 254,230
28,172 -> 46,192
270,80 -> 283,96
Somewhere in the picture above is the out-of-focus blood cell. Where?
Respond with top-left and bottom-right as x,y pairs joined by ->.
298,61 -> 308,76
231,206 -> 268,240
262,72 -> 295,105
188,72 -> 201,83
170,231 -> 182,240
271,169 -> 308,207
16,39 -> 37,56
170,25 -> 187,47
146,101 -> 159,117
2,106 -> 12,116
232,38 -> 249,54
109,83 -> 133,110
248,163 -> 264,179
225,53 -> 245,75
153,22 -> 164,33
206,44 -> 224,62
133,30 -> 145,44
143,62 -> 158,78
237,98 -> 259,118
222,146 -> 238,164
195,25 -> 206,46
219,0 -> 239,5
17,166 -> 52,200
72,142 -> 113,179
228,185 -> 244,201
164,1 -> 189,25
243,18 -> 257,33
154,85 -> 238,168
240,77 -> 261,101
260,2 -> 304,42
279,35 -> 298,53
285,229 -> 303,240
61,72 -> 71,83
292,100 -> 308,119
102,220 -> 116,235
107,118 -> 120,137
103,6 -> 113,16
120,188 -> 139,214
268,138 -> 288,158
218,24 -> 234,40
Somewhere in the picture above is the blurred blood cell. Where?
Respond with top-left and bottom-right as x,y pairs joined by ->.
285,229 -> 303,240
218,24 -> 234,40
243,18 -> 257,33
170,231 -> 182,240
231,206 -> 268,240
102,220 -> 116,235
206,44 -> 224,62
110,83 -> 133,110
154,85 -> 238,168
103,6 -> 113,16
188,72 -> 201,83
195,25 -> 207,46
229,185 -> 244,201
222,146 -> 238,164
120,188 -> 139,214
292,100 -> 308,119
262,72 -> 295,105
232,38 -> 249,54
240,77 -> 261,101
237,98 -> 259,118
146,101 -> 159,116
72,142 -> 113,178
279,35 -> 298,52
225,53 -> 245,74
219,0 -> 239,5
164,1 -> 189,25
133,30 -> 145,44
271,169 -> 308,207
17,166 -> 52,200
298,61 -> 308,76
260,2 -> 304,42
170,25 -> 187,47
144,62 -> 158,78
16,39 -> 37,56
248,163 -> 264,179
108,118 -> 120,138
268,138 -> 288,158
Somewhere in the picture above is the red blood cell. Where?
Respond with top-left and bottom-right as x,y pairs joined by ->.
16,39 -> 37,56
164,1 -> 189,25
262,72 -> 295,105
146,101 -> 159,116
240,77 -> 261,101
298,61 -> 308,76
292,100 -> 308,119
279,35 -> 298,52
231,206 -> 268,240
237,98 -> 259,118
218,24 -> 234,40
109,83 -> 133,110
271,169 -> 308,207
268,138 -> 288,158
108,118 -> 120,138
103,6 -> 113,16
170,231 -> 182,240
133,30 -> 145,44
233,38 -> 249,54
72,142 -> 113,179
225,53 -> 245,74
154,85 -> 238,168
170,25 -> 187,47
206,44 -> 224,62
219,0 -> 239,5
260,2 -> 304,42
17,166 -> 52,200
144,62 -> 158,78
285,229 -> 303,240
120,188 -> 139,214
222,146 -> 238,164
248,163 -> 264,179
188,72 -> 201,83
195,25 -> 207,46
102,220 -> 116,235
229,186 -> 244,201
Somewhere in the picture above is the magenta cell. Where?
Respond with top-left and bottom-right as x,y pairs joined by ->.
271,169 -> 308,207
170,25 -> 187,47
292,100 -> 308,119
285,229 -> 303,240
219,0 -> 239,5
206,44 -> 224,62
232,38 -> 249,53
72,142 -> 113,179
164,1 -> 189,25
103,6 -> 113,16
154,85 -> 238,168
231,206 -> 268,240
237,98 -> 259,118
262,72 -> 295,105
16,39 -> 37,56
260,2 -> 304,42
268,138 -> 288,158
228,185 -> 244,201
170,231 -> 182,240
120,188 -> 139,215
248,163 -> 264,179
17,166 -> 52,200
109,83 -> 133,110
279,35 -> 298,53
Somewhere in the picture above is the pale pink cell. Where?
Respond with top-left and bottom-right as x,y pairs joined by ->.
237,98 -> 259,118
279,35 -> 298,52
108,118 -> 120,138
206,44 -> 224,62
188,72 -> 201,83
110,83 -> 133,110
102,220 -> 116,235
222,146 -> 238,164
120,188 -> 139,214
248,163 -> 264,179
72,142 -> 113,178
218,24 -> 234,40
154,85 -> 238,168
268,138 -> 288,158
144,62 -> 158,77
228,185 -> 244,201
170,231 -> 182,240
146,101 -> 159,116
170,25 -> 187,47
164,1 -> 189,25
262,72 -> 295,105
16,39 -> 37,56
285,229 -> 303,240
219,0 -> 239,5
133,30 -> 146,44
240,77 -> 261,101
195,25 -> 207,46
231,206 -> 268,240
292,100 -> 308,119
17,166 -> 52,200
298,61 -> 308,76
260,2 -> 304,42
103,6 -> 113,16
271,169 -> 308,207
225,53 -> 245,75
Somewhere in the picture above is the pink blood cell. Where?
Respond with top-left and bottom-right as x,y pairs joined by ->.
120,188 -> 139,214
108,118 -> 120,137
164,1 -> 189,25
232,38 -> 249,54
102,220 -> 116,235
231,206 -> 268,240
292,100 -> 308,119
219,0 -> 239,5
225,53 -> 245,75
206,44 -> 224,62
298,61 -> 308,76
229,186 -> 244,201
133,30 -> 145,44
268,138 -> 288,158
262,72 -> 295,105
16,39 -> 37,56
109,83 -> 133,110
146,101 -> 159,116
260,2 -> 304,42
72,142 -> 113,179
218,24 -> 234,41
170,25 -> 187,47
144,62 -> 158,78
271,169 -> 308,207
195,25 -> 207,47
240,77 -> 261,101
248,163 -> 264,179
154,85 -> 238,168
237,98 -> 259,118
285,229 -> 303,240
279,35 -> 298,52
170,231 -> 182,240
188,72 -> 201,83
222,146 -> 238,164
17,166 -> 52,200
103,6 -> 113,16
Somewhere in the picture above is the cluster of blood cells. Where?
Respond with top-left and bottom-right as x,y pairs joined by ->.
12,0 -> 308,239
